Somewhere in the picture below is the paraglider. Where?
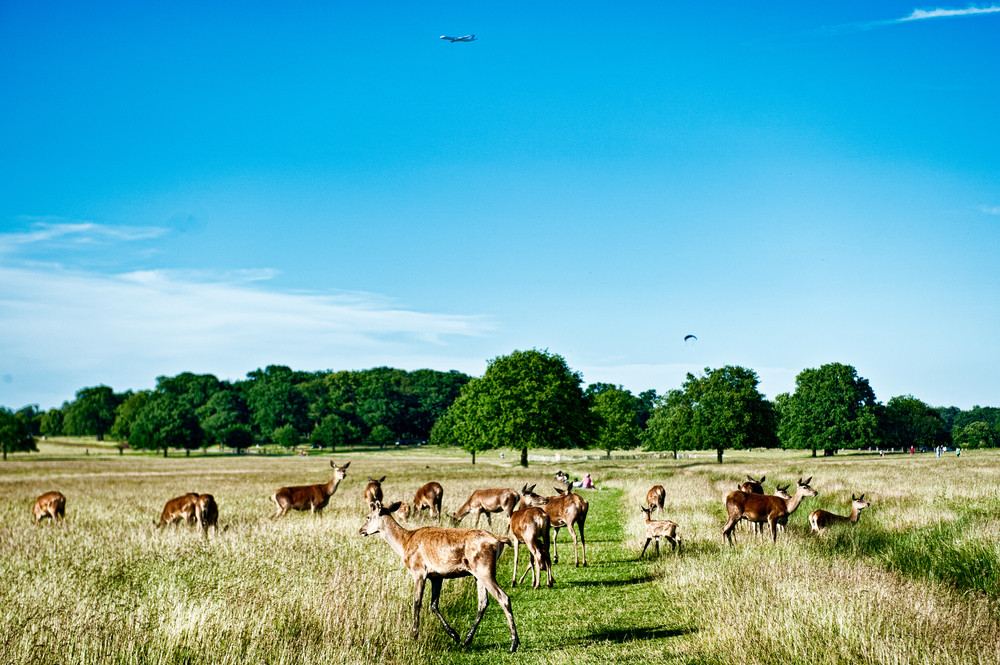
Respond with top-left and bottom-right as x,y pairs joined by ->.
683,334 -> 697,343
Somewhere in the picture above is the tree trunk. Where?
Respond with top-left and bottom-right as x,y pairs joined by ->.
471,450 -> 476,465
520,447 -> 528,467
673,449 -> 678,460
811,448 -> 817,457
824,448 -> 836,456
163,447 -> 168,458
119,447 -> 123,456
716,447 -> 723,464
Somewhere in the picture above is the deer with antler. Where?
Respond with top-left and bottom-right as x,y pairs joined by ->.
722,477 -> 818,546
359,500 -> 519,653
810,494 -> 870,534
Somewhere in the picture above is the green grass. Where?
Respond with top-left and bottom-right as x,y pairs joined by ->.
2,447 -> 999,664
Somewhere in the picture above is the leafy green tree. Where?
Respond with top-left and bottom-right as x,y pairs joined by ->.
368,423 -> 396,448
1,406 -> 37,460
635,389 -> 658,430
220,424 -> 254,453
63,385 -> 120,440
273,424 -> 302,448
156,372 -> 222,411
882,395 -> 950,451
590,385 -> 641,456
684,366 -> 778,463
15,405 -> 41,436
406,369 -> 471,440
111,390 -> 150,442
129,393 -> 205,457
39,408 -> 64,437
197,389 -> 250,448
952,421 -> 998,449
644,389 -> 695,459
446,349 -> 593,467
779,363 -> 881,456
311,413 -> 361,450
246,365 -> 309,438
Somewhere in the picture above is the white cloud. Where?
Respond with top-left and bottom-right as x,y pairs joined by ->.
900,6 -> 1000,21
0,264 -> 494,407
980,205 -> 1000,215
0,218 -> 169,253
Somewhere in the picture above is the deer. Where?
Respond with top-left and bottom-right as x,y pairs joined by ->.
722,477 -> 818,546
738,474 -> 766,494
639,504 -> 680,557
33,491 -> 66,524
645,485 -> 666,517
365,476 -> 386,509
810,494 -> 870,534
271,461 -> 350,518
412,481 -> 444,522
539,485 -> 588,567
155,493 -> 201,529
195,494 -> 219,537
359,500 -> 519,653
451,488 -> 519,532
508,485 -> 553,590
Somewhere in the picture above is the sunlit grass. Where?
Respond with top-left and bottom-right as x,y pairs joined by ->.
2,448 -> 998,664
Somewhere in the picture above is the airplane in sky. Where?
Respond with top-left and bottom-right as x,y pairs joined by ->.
440,34 -> 476,43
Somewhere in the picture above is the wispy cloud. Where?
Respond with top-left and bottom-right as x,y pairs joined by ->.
980,205 -> 1000,215
825,4 -> 1000,33
0,218 -> 169,253
900,6 -> 1000,21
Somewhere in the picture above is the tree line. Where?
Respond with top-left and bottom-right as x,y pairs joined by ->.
2,351 -> 998,461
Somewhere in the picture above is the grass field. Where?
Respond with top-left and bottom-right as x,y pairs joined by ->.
2,443 -> 998,665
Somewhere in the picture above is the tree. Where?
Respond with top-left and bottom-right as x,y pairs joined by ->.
197,389 -> 250,448
246,366 -> 309,439
1,406 -> 37,460
779,363 -> 881,456
156,372 -> 222,411
644,389 -> 695,459
952,421 -> 998,449
63,385 -> 119,440
129,393 -> 205,457
589,385 -> 641,456
273,424 -> 302,449
111,391 -> 150,442
684,366 -> 778,463
220,425 -> 254,453
311,413 -> 361,450
39,408 -> 64,437
882,395 -> 950,451
446,349 -> 593,467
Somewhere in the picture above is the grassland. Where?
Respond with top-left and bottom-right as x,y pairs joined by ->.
2,443 -> 998,665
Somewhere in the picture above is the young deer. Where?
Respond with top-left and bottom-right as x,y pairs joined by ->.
365,476 -> 386,509
540,486 -> 588,567
509,485 -> 553,589
722,477 -> 818,546
639,505 -> 680,557
33,491 -> 66,524
195,494 -> 219,537
271,461 -> 349,518
809,494 -> 870,534
412,481 -> 444,522
645,485 -> 666,517
451,488 -> 519,532
360,500 -> 519,653
155,493 -> 201,529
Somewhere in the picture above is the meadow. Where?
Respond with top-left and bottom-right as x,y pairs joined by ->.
2,443 -> 998,665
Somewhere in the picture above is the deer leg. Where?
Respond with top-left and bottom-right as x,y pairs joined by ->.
567,523 -> 581,567
518,559 -> 533,584
510,539 -> 520,587
577,521 -> 587,566
551,526 -> 561,564
654,537 -> 660,556
470,575 -> 519,654
526,538 -> 542,589
640,538 -> 651,558
462,579 -> 491,648
428,577 -> 460,643
722,516 -> 740,547
769,516 -> 778,543
412,575 -> 426,639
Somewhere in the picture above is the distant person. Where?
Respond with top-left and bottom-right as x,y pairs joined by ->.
910,446 -> 915,455
573,473 -> 594,489
956,448 -> 962,457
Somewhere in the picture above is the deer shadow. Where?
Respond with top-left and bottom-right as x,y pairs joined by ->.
578,625 -> 696,643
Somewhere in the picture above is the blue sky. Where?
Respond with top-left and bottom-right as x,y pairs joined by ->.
2,1 -> 998,411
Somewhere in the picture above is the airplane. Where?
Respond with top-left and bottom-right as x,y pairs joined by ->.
440,34 -> 476,42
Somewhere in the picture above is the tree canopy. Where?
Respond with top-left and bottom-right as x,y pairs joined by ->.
1,406 -> 37,460
445,349 -> 593,466
589,385 -> 642,456
778,362 -> 881,456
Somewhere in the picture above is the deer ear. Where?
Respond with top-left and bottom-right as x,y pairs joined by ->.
860,493 -> 865,500
760,475 -> 765,482
851,494 -> 856,501
528,484 -> 536,492
382,501 -> 402,515
803,477 -> 812,485
342,461 -> 350,469
379,476 -> 386,483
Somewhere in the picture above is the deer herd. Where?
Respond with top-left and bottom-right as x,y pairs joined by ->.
28,462 -> 869,654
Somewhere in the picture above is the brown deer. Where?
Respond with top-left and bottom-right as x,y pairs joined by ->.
195,494 -> 219,537
155,493 -> 200,528
540,486 -> 588,566
33,491 -> 66,524
639,505 -> 680,557
645,485 -> 665,517
810,494 -> 870,534
412,481 -> 444,522
722,477 -> 817,546
359,500 -> 519,653
271,461 -> 350,518
738,474 -> 766,494
509,485 -> 553,589
451,488 -> 519,532
395,502 -> 411,521
365,476 -> 385,509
